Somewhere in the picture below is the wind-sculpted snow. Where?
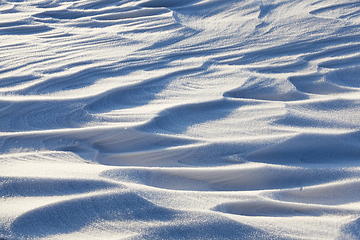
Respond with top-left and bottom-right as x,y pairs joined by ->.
1,0 -> 360,239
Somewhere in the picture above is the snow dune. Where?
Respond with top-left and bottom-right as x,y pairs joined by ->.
1,0 -> 360,239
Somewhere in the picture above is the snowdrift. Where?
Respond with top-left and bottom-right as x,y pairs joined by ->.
1,0 -> 360,239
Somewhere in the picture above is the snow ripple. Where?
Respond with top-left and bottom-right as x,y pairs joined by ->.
1,0 -> 360,239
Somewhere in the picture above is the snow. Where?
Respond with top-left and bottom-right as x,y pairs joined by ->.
1,0 -> 360,239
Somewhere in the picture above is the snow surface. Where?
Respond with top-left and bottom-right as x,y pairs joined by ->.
1,0 -> 360,239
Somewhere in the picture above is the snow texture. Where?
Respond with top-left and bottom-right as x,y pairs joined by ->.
1,0 -> 360,239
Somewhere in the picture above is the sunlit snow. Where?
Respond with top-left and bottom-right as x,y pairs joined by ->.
1,0 -> 360,239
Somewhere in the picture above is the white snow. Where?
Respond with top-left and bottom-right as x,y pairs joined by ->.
1,0 -> 360,239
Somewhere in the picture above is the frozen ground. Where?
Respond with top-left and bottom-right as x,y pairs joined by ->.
1,0 -> 360,239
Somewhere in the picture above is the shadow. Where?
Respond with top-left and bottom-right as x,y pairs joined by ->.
213,200 -> 353,217
85,61 -> 211,113
11,191 -> 178,239
0,177 -> 120,197
102,162 -> 355,191
246,131 -> 360,165
135,217 -> 289,240
136,98 -> 258,135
